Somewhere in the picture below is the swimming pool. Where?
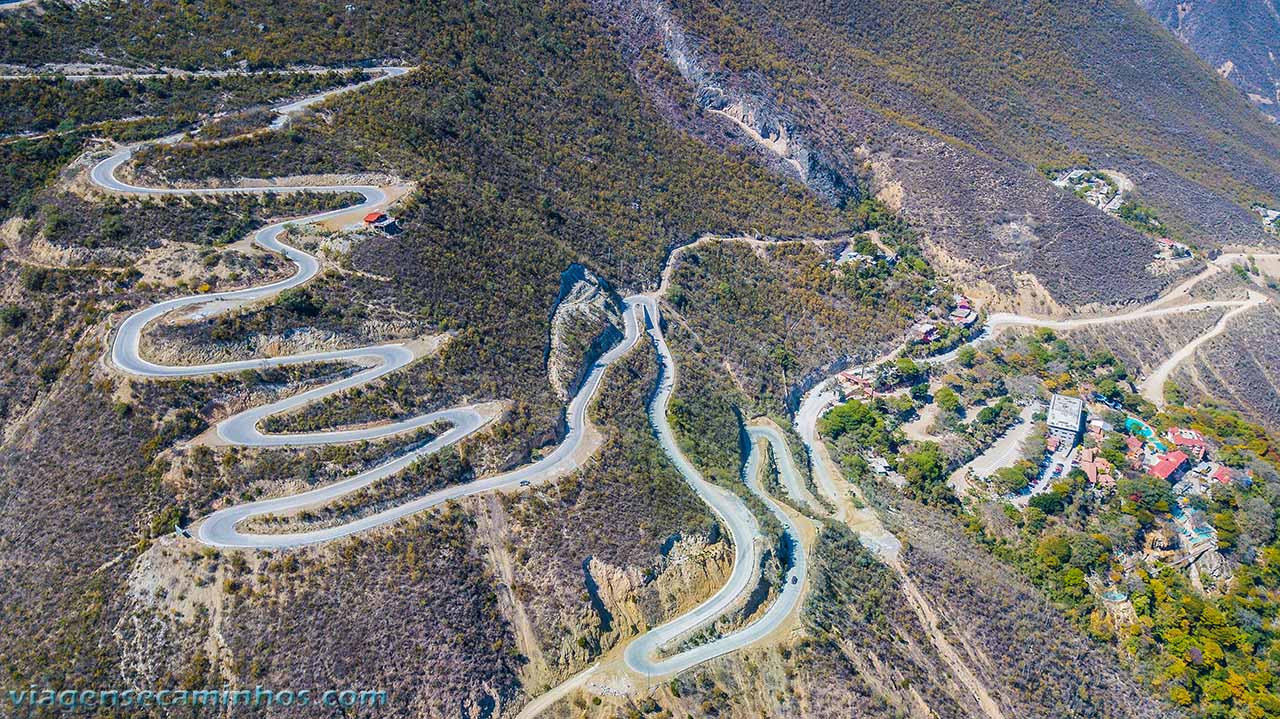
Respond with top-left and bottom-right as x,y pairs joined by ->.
1126,417 -> 1167,451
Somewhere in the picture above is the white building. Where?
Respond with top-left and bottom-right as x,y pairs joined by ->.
1046,393 -> 1084,446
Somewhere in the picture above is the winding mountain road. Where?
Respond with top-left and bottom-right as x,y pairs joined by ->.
619,298 -> 806,677
95,69 -> 812,698
97,69 -> 647,548
90,61 -> 1279,712
1138,290 -> 1267,408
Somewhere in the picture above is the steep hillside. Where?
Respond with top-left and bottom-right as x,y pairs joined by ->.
10,0 -> 1280,311
3,1 -> 1278,718
1174,302 -> 1280,433
594,0 -> 1280,309
0,2 -> 844,713
1141,0 -> 1280,116
892,504 -> 1176,719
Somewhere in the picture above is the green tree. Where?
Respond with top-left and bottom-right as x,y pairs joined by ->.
1030,491 -> 1065,515
935,386 -> 961,414
900,442 -> 955,506
275,287 -> 319,316
895,356 -> 921,384
993,461 -> 1034,494
1117,475 -> 1174,515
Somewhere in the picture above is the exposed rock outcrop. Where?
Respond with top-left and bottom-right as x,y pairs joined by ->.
545,264 -> 625,402
595,0 -> 858,208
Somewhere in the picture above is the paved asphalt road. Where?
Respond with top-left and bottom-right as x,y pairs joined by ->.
95,63 -> 1269,703
95,69 -> 808,683
97,70 -> 644,547
748,423 -> 822,512
619,298 -> 807,678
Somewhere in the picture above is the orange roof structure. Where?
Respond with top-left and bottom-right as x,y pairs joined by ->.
1151,451 -> 1189,481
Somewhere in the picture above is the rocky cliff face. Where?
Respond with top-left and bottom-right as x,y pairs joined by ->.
594,0 -> 858,208
545,264 -> 625,402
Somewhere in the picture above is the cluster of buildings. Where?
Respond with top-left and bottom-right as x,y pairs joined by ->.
1053,169 -> 1123,214
1120,423 -> 1235,485
1039,395 -> 1253,505
1078,445 -> 1116,490
993,381 -> 1257,593
1033,394 -> 1253,580
836,244 -> 898,267
948,294 -> 978,328
910,294 -> 978,345
836,365 -> 879,399
1121,423 -> 1254,557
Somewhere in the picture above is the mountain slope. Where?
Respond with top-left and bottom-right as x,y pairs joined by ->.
1,1 -> 1274,717
596,0 -> 1280,309
1141,0 -> 1280,116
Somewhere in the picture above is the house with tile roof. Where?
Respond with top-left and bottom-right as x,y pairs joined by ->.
1166,427 -> 1209,461
1150,450 -> 1190,482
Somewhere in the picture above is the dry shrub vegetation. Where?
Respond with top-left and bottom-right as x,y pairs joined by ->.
0,3 -> 843,708
1062,309 -> 1228,377
665,225 -> 931,413
218,508 -> 525,718
892,502 -> 1178,719
22,189 -> 361,257
496,340 -> 718,680
0,70 -> 367,136
1175,303 -> 1280,433
597,0 -> 1280,308
2,0 -> 1277,716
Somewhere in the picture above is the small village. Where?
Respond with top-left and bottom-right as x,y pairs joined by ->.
1016,392 -> 1249,591
1053,168 -> 1124,214
818,270 -> 1264,613
1054,168 -> 1192,261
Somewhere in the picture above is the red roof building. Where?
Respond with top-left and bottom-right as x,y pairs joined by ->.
1166,427 -> 1208,460
1125,435 -> 1145,469
837,368 -> 877,398
363,211 -> 386,224
1150,450 -> 1190,482
1078,447 -> 1115,487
